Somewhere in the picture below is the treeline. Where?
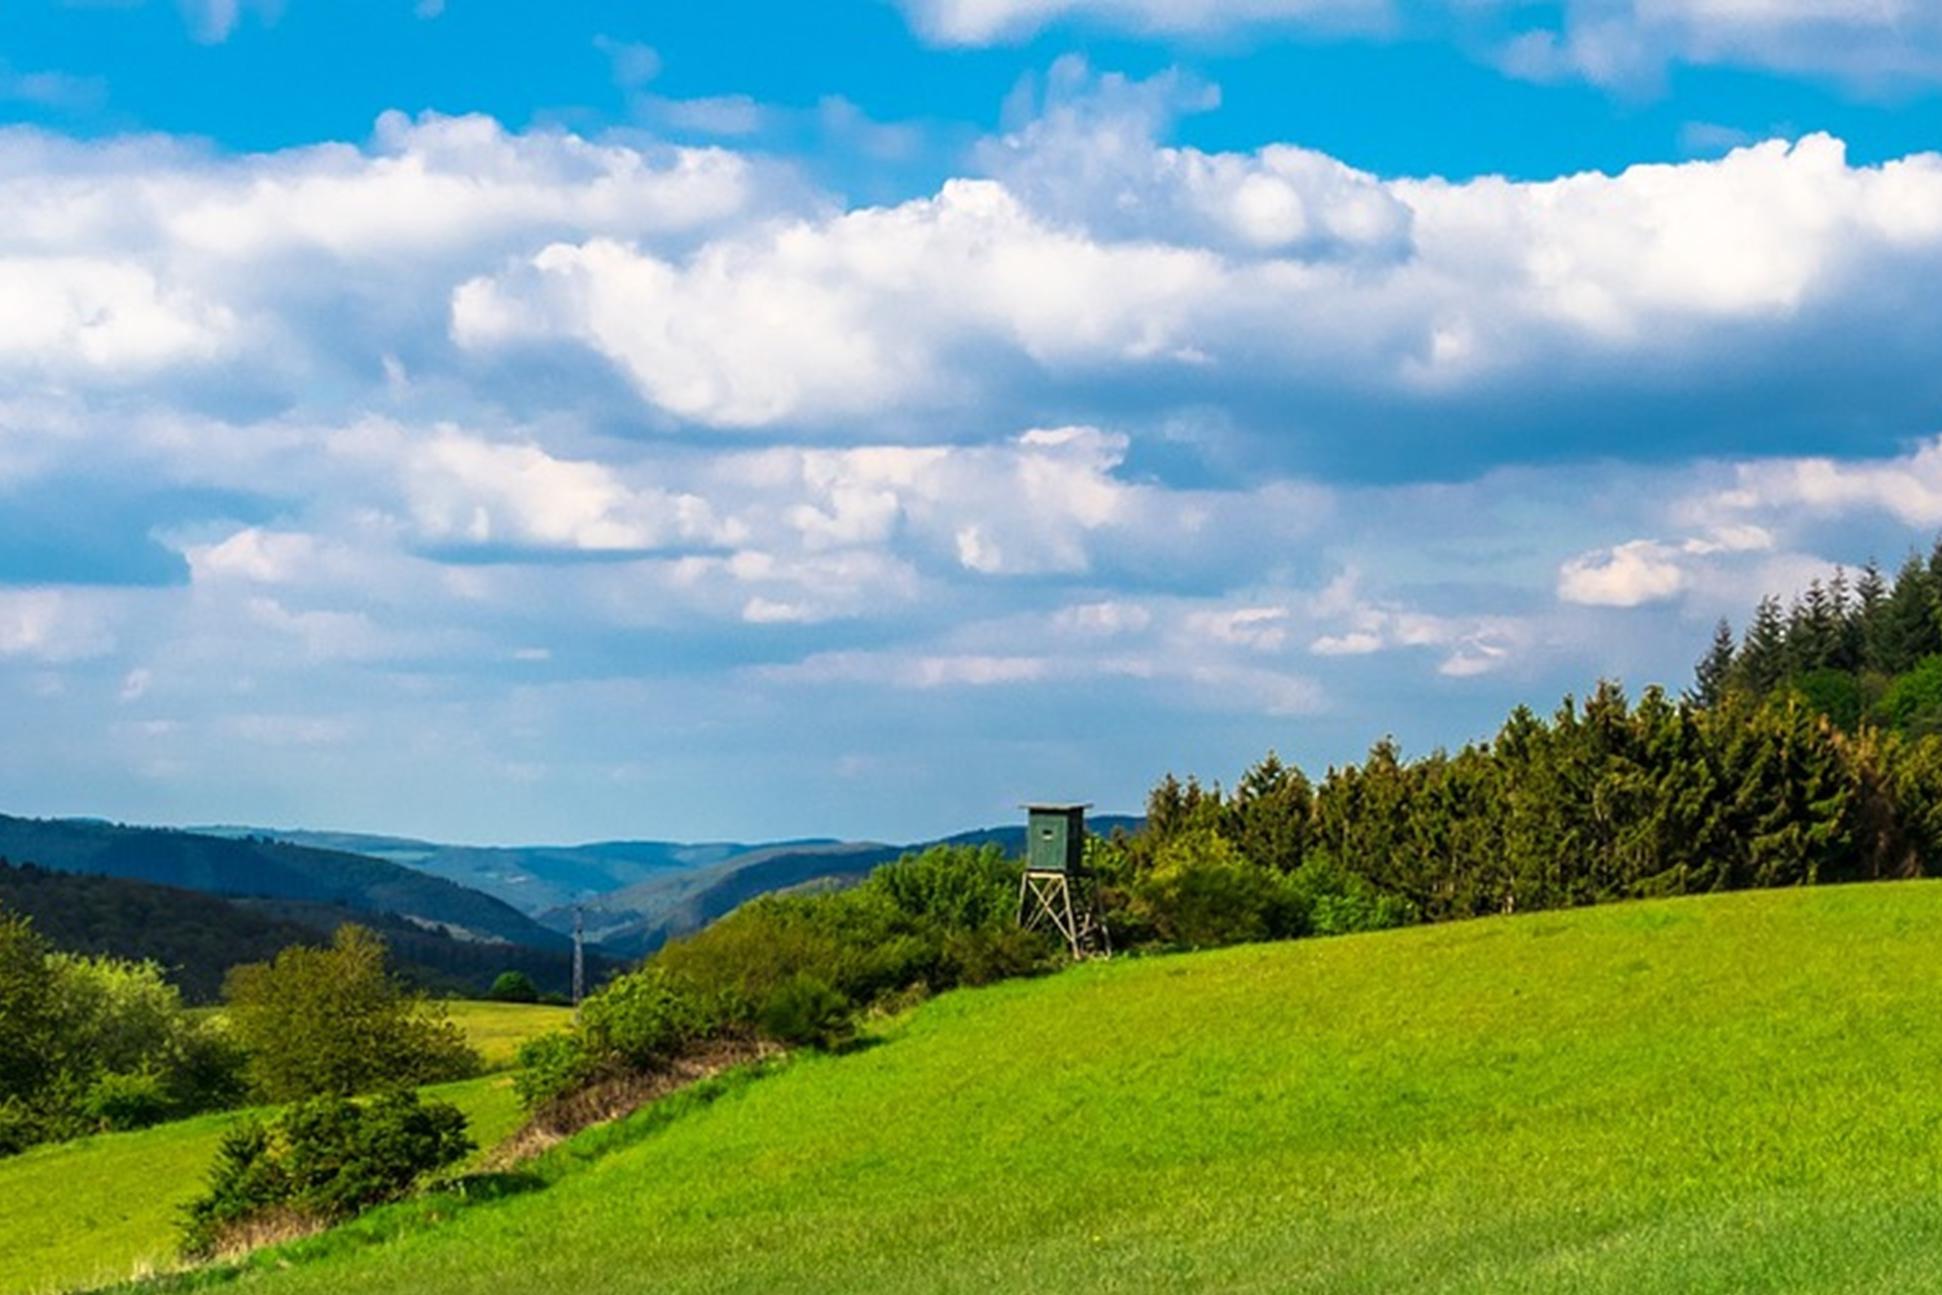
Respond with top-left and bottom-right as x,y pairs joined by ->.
1115,684 -> 1942,935
1693,543 -> 1942,732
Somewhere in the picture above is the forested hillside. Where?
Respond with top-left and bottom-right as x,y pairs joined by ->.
0,862 -> 602,1001
0,816 -> 566,950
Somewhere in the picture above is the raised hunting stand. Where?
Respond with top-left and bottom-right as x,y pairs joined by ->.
1018,803 -> 1111,959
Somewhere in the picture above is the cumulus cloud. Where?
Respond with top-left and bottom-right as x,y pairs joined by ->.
1558,539 -> 1691,606
0,113 -> 781,396
454,76 -> 1942,454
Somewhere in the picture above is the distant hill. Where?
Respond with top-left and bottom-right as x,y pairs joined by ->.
550,815 -> 1144,958
0,861 -> 606,1001
190,827 -> 830,916
0,814 -> 567,951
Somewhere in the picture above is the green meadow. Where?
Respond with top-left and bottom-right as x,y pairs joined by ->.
0,1002 -> 565,1295
98,882 -> 1942,1295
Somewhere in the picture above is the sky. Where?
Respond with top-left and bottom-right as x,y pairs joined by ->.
3,0 -> 1942,845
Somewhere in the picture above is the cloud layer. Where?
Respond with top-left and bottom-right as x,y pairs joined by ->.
5,65 -> 1942,839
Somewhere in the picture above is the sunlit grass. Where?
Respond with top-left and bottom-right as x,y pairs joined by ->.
133,882 -> 1942,1294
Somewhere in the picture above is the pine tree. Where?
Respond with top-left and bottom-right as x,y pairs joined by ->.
1690,618 -> 1737,709
1856,558 -> 1888,670
1877,553 -> 1940,674
1737,596 -> 1787,693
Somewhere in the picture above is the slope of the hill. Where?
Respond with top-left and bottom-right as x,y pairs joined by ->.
0,815 -> 565,950
184,882 -> 1942,1294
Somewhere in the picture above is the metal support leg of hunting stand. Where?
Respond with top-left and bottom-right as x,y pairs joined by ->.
1018,869 -> 1111,960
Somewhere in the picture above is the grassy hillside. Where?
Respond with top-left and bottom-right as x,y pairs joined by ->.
0,1002 -> 567,1295
139,882 -> 1942,1294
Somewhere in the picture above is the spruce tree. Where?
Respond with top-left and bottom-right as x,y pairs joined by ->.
1690,618 -> 1737,709
1737,596 -> 1787,693
1877,553 -> 1939,674
1856,558 -> 1888,670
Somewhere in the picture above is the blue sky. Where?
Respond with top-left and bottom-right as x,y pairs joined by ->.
3,0 -> 1942,843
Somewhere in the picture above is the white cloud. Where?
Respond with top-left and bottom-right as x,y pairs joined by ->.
898,0 -> 1942,88
1558,539 -> 1690,606
455,81 -> 1942,438
1706,436 -> 1942,527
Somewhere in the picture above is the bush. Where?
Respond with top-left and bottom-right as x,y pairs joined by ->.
80,1068 -> 173,1132
1130,829 -> 1293,949
224,925 -> 479,1102
487,970 -> 539,1003
1287,854 -> 1415,937
180,1089 -> 473,1258
756,974 -> 852,1049
514,967 -> 720,1110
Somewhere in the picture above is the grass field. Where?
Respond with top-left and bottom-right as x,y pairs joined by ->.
439,1001 -> 573,1070
116,882 -> 1942,1294
0,1002 -> 568,1295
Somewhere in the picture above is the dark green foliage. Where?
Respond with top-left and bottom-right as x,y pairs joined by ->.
756,974 -> 854,1049
1874,655 -> 1942,736
1128,829 -> 1292,948
487,971 -> 539,1003
1690,619 -> 1737,709
179,1089 -> 472,1258
1125,680 -> 1942,944
223,925 -> 479,1103
1791,667 -> 1864,730
0,911 -> 59,1151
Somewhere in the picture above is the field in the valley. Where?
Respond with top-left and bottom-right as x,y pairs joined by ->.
0,1002 -> 566,1295
80,882 -> 1942,1295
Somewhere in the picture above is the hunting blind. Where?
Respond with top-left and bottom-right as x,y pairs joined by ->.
1017,803 -> 1110,959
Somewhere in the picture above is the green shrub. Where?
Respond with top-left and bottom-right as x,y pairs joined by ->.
80,1068 -> 173,1132
756,974 -> 853,1049
180,1088 -> 473,1258
487,970 -> 540,1003
1287,854 -> 1415,937
224,925 -> 480,1102
514,967 -> 721,1110
1130,829 -> 1293,949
